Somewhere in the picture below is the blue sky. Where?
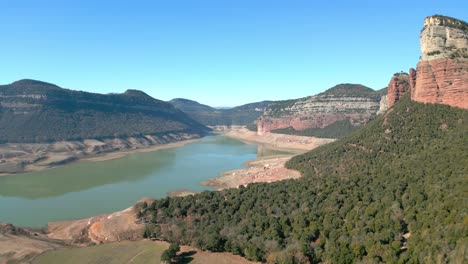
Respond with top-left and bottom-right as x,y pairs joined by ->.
0,0 -> 466,106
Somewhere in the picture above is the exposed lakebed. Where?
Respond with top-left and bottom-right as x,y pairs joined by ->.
0,136 -> 290,227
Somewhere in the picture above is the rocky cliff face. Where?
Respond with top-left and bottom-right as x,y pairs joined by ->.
387,73 -> 411,108
411,15 -> 468,109
377,95 -> 388,115
257,84 -> 381,135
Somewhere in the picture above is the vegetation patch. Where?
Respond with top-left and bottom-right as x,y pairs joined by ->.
427,50 -> 442,56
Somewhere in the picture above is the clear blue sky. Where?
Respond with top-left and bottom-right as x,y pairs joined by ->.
0,0 -> 466,106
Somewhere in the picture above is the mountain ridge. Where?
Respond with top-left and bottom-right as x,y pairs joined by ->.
0,79 -> 209,143
169,98 -> 273,126
257,83 -> 383,137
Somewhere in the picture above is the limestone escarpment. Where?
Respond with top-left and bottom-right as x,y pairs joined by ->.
257,84 -> 381,135
420,15 -> 467,60
387,73 -> 411,108
411,15 -> 468,109
377,95 -> 388,115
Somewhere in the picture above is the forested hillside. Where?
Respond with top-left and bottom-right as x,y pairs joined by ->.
139,95 -> 467,263
0,80 -> 209,143
169,98 -> 272,126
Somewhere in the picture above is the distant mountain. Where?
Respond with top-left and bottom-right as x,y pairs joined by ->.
169,98 -> 273,126
0,80 -> 209,143
169,98 -> 215,113
258,83 -> 383,138
315,83 -> 381,99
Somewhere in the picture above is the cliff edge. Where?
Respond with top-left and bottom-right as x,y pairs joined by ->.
411,15 -> 468,109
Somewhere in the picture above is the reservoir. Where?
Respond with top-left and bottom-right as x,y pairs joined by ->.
0,136 -> 289,227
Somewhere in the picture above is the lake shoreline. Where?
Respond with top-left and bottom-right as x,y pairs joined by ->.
199,127 -> 335,190
0,131 -> 334,263
0,136 -> 202,177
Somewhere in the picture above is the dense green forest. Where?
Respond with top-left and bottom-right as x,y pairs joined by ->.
139,95 -> 467,263
0,80 -> 209,143
271,118 -> 360,139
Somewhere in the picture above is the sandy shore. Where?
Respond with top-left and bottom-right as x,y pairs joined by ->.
202,155 -> 301,190
222,127 -> 335,151
202,128 -> 335,190
70,138 -> 200,163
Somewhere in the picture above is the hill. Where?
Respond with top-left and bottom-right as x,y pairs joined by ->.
169,98 -> 272,126
139,95 -> 467,263
0,80 -> 209,143
258,84 -> 383,138
315,83 -> 381,99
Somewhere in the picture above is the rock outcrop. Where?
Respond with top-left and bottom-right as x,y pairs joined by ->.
387,73 -> 411,108
257,84 -> 381,135
411,15 -> 468,109
377,95 -> 388,115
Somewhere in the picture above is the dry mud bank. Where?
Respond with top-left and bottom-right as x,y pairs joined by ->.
0,134 -> 201,175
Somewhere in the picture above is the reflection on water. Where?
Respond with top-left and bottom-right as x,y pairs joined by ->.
0,151 -> 176,199
0,136 -> 265,227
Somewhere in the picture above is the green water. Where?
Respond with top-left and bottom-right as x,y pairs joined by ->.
0,136 -> 290,227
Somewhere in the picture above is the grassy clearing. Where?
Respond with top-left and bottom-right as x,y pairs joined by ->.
32,240 -> 167,264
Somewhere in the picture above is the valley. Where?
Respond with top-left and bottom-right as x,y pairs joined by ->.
0,11 -> 466,264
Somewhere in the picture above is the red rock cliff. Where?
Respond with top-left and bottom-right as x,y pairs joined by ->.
411,16 -> 468,109
387,73 -> 410,108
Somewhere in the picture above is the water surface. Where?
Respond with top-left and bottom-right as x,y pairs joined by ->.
0,136 -> 289,227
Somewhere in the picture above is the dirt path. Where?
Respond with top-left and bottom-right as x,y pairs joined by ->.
126,249 -> 147,263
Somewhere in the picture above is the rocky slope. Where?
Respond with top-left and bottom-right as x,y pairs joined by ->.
169,98 -> 272,126
387,72 -> 411,107
257,84 -> 382,136
410,15 -> 468,109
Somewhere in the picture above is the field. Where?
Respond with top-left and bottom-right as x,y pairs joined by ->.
32,240 -> 165,264
32,240 -> 257,264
